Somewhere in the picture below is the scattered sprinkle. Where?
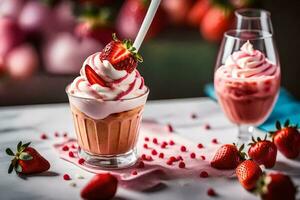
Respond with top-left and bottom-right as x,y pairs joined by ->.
169,140 -> 175,145
190,152 -> 196,159
144,137 -> 149,142
197,143 -> 204,149
166,160 -> 173,165
161,143 -> 167,149
71,144 -> 77,149
180,146 -> 187,152
68,151 -> 75,158
200,155 -> 206,160
69,182 -> 76,187
146,155 -> 153,161
62,146 -> 69,151
40,133 -> 48,140
78,158 -> 85,165
141,154 -> 147,160
204,124 -> 211,130
178,161 -> 185,168
207,188 -> 217,197
143,143 -> 148,149
191,113 -> 197,119
54,132 -> 60,137
176,155 -> 183,161
169,156 -> 177,162
131,170 -> 138,176
167,124 -> 174,132
63,174 -> 71,181
200,171 -> 209,178
153,138 -> 158,144
211,138 -> 218,144
159,153 -> 164,159
138,161 -> 145,168
151,149 -> 157,156
63,132 -> 68,137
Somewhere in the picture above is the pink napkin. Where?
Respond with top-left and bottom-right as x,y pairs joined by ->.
53,123 -> 235,191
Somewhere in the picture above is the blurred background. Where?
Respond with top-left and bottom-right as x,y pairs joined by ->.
0,0 -> 299,106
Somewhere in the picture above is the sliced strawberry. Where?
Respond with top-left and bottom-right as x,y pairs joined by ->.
85,64 -> 107,87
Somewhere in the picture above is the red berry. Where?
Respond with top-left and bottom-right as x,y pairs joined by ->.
200,171 -> 209,178
131,170 -> 138,175
197,143 -> 204,149
211,138 -> 218,144
62,146 -> 69,151
178,161 -> 185,168
151,149 -> 157,156
40,133 -> 48,140
169,156 -> 177,162
161,143 -> 167,149
63,174 -> 71,181
207,188 -> 216,196
143,143 -> 148,149
144,137 -> 149,142
54,132 -> 59,137
138,161 -> 145,168
204,123 -> 211,130
180,146 -> 187,152
169,140 -> 175,145
78,158 -> 85,165
166,160 -> 173,165
141,154 -> 147,160
153,138 -> 158,144
69,151 -> 75,158
176,156 -> 183,161
200,155 -> 206,160
159,153 -> 164,159
167,124 -> 174,132
146,155 -> 153,161
190,152 -> 196,159
71,144 -> 77,149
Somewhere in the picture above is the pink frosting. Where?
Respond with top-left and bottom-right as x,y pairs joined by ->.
68,52 -> 147,100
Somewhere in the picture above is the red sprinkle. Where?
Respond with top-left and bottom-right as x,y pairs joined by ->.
180,146 -> 187,152
63,174 -> 71,181
62,145 -> 69,151
144,137 -> 149,142
63,132 -> 68,137
54,132 -> 60,137
169,156 -> 177,162
161,143 -> 167,149
197,143 -> 204,149
151,149 -> 157,156
138,161 -> 145,168
169,140 -> 175,145
78,158 -> 85,165
146,155 -> 153,161
200,171 -> 209,178
40,133 -> 48,140
131,170 -> 138,175
71,144 -> 77,149
176,156 -> 183,161
191,113 -> 197,119
153,138 -> 158,144
68,151 -> 75,158
200,155 -> 206,160
143,143 -> 148,149
207,188 -> 217,196
190,152 -> 196,159
178,161 -> 185,168
204,124 -> 211,130
158,153 -> 164,159
167,124 -> 174,132
211,138 -> 218,144
166,160 -> 173,165
141,154 -> 147,160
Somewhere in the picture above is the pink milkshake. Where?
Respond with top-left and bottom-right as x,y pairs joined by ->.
214,41 -> 280,125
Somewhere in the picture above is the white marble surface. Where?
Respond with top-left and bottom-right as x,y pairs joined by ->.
0,98 -> 299,200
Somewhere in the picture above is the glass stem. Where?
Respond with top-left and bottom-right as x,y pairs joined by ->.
237,125 -> 254,144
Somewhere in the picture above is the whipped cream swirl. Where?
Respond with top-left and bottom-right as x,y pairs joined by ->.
223,41 -> 277,78
68,52 -> 147,100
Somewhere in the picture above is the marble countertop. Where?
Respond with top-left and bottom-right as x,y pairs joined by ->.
0,98 -> 299,200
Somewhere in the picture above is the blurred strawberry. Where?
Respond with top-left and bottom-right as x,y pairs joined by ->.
53,1 -> 76,33
187,0 -> 211,27
78,0 -> 114,6
200,5 -> 234,42
0,17 -> 24,58
230,0 -> 253,8
6,43 -> 39,80
0,0 -> 25,20
161,0 -> 193,26
116,0 -> 166,40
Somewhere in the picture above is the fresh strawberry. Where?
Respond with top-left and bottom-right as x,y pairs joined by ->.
116,0 -> 166,40
255,173 -> 297,200
161,0 -> 193,25
200,6 -> 234,42
85,64 -> 107,86
81,173 -> 118,200
248,136 -> 277,168
6,141 -> 50,174
187,0 -> 211,27
210,144 -> 246,169
270,120 -> 300,159
236,160 -> 262,190
99,33 -> 143,73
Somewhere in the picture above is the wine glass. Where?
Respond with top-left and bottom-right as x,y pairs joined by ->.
214,30 -> 280,143
235,8 -> 273,34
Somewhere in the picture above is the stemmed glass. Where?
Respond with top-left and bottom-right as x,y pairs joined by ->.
214,30 -> 280,143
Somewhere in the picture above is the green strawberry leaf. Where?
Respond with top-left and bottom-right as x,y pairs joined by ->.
284,119 -> 290,127
22,142 -> 31,148
8,163 -> 14,174
17,141 -> 22,152
275,120 -> 281,130
19,152 -> 33,161
5,148 -> 14,156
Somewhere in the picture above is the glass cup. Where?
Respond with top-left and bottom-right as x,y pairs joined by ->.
214,30 -> 280,143
66,87 -> 149,169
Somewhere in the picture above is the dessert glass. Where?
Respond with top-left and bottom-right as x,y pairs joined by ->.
66,87 -> 149,169
214,30 -> 280,143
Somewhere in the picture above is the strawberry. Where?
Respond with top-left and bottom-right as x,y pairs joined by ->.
236,160 -> 262,190
270,120 -> 300,159
255,173 -> 297,200
81,173 -> 118,200
210,144 -> 246,169
161,0 -> 193,25
99,33 -> 143,73
200,5 -> 234,42
6,141 -> 50,174
248,136 -> 277,168
187,0 -> 211,27
85,64 -> 107,87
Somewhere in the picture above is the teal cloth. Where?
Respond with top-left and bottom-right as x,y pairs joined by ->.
204,84 -> 300,131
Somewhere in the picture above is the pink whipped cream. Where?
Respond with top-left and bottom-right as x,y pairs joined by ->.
68,52 -> 147,100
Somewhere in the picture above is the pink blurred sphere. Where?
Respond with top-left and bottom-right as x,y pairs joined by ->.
6,43 -> 39,80
0,17 -> 24,58
0,0 -> 25,19
43,32 -> 103,74
53,1 -> 76,33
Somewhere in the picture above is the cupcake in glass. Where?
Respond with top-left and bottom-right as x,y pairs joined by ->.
66,34 -> 149,169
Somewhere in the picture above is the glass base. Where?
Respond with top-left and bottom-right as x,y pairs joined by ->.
237,125 -> 254,144
79,148 -> 138,169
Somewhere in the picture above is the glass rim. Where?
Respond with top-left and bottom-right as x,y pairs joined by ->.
224,29 -> 273,40
235,8 -> 271,19
65,84 -> 149,102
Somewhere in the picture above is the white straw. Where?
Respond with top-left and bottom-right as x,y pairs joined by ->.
133,0 -> 161,51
